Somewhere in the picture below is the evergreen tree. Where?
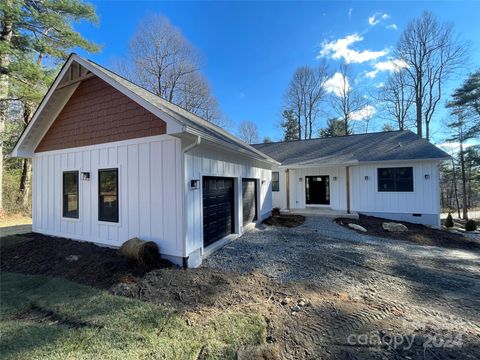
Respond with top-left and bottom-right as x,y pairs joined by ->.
319,118 -> 351,138
280,109 -> 299,141
1,0 -> 99,210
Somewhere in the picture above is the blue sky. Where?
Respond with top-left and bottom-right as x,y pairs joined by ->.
75,1 -> 480,145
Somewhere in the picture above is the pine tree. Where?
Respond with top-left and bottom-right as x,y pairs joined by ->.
1,0 -> 99,210
280,109 -> 300,141
319,118 -> 351,138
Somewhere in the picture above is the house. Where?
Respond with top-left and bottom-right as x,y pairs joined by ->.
252,131 -> 450,227
11,54 -> 450,267
11,54 -> 278,268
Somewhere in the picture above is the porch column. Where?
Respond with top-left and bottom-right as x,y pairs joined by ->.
285,169 -> 290,210
346,166 -> 351,214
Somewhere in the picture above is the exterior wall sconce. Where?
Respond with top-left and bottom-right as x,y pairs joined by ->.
299,177 -> 303,182
190,179 -> 199,190
364,176 -> 369,181
81,172 -> 90,181
261,179 -> 266,185
333,176 -> 337,181
424,174 -> 430,179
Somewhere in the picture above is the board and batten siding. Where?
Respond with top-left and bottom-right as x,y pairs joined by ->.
184,144 -> 273,256
32,135 -> 184,257
288,166 -> 347,210
349,161 -> 441,215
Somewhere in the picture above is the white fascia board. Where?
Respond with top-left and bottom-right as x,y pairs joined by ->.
355,158 -> 450,165
72,56 -> 185,134
184,125 -> 280,166
11,54 -> 185,158
278,161 -> 359,169
11,55 -> 78,158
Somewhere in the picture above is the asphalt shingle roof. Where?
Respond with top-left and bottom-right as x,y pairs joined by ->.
252,131 -> 450,166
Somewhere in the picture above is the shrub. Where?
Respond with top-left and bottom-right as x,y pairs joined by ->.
444,213 -> 454,228
465,219 -> 477,232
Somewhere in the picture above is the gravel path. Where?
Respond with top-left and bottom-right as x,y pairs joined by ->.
203,216 -> 480,359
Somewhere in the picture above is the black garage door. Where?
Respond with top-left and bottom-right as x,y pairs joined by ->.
242,179 -> 257,225
203,177 -> 234,247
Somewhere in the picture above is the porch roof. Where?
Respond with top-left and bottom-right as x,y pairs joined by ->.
252,130 -> 450,166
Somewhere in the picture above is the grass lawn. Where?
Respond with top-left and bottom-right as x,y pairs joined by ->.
0,213 -> 32,228
0,272 -> 266,359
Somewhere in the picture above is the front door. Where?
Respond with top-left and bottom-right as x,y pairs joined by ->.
305,176 -> 330,205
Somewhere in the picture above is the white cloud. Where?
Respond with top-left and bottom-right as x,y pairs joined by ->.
325,72 -> 350,96
437,141 -> 477,152
387,24 -> 398,30
365,58 -> 408,78
375,82 -> 385,88
368,12 -> 390,26
351,105 -> 376,121
318,33 -> 388,64
348,8 -> 353,19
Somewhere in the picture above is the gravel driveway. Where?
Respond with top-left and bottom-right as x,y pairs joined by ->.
203,216 -> 480,359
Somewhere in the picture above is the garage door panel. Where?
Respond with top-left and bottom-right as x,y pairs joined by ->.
203,177 -> 234,247
242,179 -> 257,226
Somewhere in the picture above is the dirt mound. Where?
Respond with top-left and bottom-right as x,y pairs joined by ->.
263,214 -> 305,228
336,214 -> 480,250
0,233 -> 172,289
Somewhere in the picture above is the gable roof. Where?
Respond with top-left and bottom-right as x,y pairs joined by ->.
252,130 -> 450,166
11,54 -> 278,165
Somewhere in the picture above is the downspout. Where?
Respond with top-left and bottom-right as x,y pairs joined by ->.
181,135 -> 201,268
346,166 -> 351,214
285,169 -> 290,210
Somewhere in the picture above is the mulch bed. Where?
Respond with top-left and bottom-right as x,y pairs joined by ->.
336,214 -> 480,250
0,233 -> 172,289
263,214 -> 305,228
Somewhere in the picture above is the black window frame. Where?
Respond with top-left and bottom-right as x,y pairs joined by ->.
272,171 -> 280,192
63,171 -> 79,219
98,168 -> 119,223
377,167 -> 414,192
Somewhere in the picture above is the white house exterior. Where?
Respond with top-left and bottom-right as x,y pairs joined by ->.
11,54 -> 449,268
253,132 -> 449,228
11,54 -> 276,267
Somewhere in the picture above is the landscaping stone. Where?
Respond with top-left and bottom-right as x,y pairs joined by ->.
382,222 -> 408,232
348,223 -> 367,232
65,255 -> 79,262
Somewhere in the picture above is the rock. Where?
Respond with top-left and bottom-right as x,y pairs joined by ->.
297,298 -> 310,307
382,222 -> 408,232
281,297 -> 293,306
348,223 -> 367,232
291,305 -> 301,312
65,255 -> 79,262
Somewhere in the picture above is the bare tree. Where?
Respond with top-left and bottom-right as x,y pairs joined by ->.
237,120 -> 259,144
119,14 -> 220,123
395,11 -> 469,140
377,69 -> 415,131
330,63 -> 367,135
284,61 -> 329,139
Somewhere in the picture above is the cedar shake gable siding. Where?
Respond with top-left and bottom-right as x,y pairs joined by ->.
35,76 -> 166,152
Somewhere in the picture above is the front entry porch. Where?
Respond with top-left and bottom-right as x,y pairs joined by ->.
281,207 -> 358,219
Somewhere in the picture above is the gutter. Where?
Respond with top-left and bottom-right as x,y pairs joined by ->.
181,134 -> 202,267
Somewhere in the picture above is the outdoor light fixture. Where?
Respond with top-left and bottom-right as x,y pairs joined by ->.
425,174 -> 430,179
365,176 -> 369,181
261,179 -> 266,185
81,172 -> 90,181
190,179 -> 199,190
299,177 -> 303,182
333,176 -> 337,181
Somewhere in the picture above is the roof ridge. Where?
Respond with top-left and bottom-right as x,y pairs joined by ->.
252,130 -> 413,146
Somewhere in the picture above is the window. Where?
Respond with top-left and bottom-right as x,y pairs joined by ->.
272,172 -> 280,192
99,169 -> 119,222
377,167 -> 413,192
63,171 -> 79,218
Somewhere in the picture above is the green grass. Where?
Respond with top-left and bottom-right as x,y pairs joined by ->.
0,272 -> 266,360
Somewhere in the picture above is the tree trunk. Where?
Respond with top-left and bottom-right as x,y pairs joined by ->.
451,158 -> 461,219
0,0 -> 14,213
415,76 -> 423,138
16,102 -> 34,208
459,141 -> 468,220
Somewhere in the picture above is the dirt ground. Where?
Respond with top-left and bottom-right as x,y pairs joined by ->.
2,217 -> 480,359
336,214 -> 480,250
263,213 -> 306,228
